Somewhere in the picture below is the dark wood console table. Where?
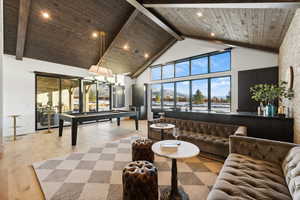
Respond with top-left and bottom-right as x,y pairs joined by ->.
153,110 -> 294,143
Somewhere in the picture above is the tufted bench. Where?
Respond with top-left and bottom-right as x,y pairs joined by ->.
208,136 -> 300,200
148,118 -> 247,158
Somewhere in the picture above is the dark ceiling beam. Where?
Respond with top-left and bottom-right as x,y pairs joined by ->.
131,38 -> 177,78
184,35 -> 279,53
98,9 -> 140,67
126,0 -> 184,41
143,0 -> 300,8
16,0 -> 31,60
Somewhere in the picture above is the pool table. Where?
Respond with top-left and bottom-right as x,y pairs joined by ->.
58,110 -> 139,145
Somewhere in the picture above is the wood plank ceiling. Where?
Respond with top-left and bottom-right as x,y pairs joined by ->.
99,11 -> 174,75
4,0 -> 134,69
150,7 -> 296,51
3,0 -> 299,77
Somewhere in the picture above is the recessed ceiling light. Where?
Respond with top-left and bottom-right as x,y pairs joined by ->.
210,32 -> 215,37
144,53 -> 149,59
92,32 -> 99,38
197,12 -> 203,17
41,11 -> 50,19
123,44 -> 129,50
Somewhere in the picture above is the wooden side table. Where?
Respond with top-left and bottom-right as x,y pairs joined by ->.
8,115 -> 21,141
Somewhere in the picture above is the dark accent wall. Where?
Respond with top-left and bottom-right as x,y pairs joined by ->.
238,67 -> 278,112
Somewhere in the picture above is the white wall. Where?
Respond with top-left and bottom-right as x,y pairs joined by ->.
0,0 -> 4,145
2,55 -> 132,136
135,38 -> 278,119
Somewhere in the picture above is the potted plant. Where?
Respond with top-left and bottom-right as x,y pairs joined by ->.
250,81 -> 293,117
250,84 -> 269,115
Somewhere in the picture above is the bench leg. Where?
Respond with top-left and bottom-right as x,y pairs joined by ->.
117,118 -> 120,126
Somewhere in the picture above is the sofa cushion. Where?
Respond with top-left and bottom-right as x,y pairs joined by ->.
282,147 -> 300,200
208,153 -> 292,200
181,132 -> 229,147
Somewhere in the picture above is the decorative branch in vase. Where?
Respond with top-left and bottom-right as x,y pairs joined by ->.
250,81 -> 293,117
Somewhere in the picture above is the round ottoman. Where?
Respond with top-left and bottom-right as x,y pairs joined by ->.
122,161 -> 158,200
132,138 -> 154,163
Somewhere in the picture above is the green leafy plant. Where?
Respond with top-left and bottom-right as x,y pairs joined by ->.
250,81 -> 294,105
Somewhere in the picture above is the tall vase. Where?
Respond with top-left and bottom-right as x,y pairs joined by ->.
266,103 -> 275,117
267,103 -> 276,117
270,104 -> 276,117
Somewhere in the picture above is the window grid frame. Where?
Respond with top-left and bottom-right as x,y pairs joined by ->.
150,75 -> 232,112
150,49 -> 231,81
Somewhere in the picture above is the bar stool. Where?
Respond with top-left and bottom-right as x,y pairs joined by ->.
8,115 -> 21,141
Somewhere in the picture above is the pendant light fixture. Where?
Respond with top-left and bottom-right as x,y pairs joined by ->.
89,31 -> 113,78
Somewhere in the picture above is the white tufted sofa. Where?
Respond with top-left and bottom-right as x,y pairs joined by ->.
208,136 -> 300,200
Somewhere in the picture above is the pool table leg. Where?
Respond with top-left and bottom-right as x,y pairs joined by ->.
59,119 -> 64,137
71,121 -> 78,146
117,118 -> 120,126
135,117 -> 139,131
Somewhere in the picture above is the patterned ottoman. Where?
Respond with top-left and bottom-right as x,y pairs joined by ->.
132,138 -> 154,163
122,161 -> 158,200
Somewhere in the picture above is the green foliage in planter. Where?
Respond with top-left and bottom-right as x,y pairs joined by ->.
250,81 -> 294,105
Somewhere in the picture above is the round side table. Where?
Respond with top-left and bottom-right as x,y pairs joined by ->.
150,123 -> 175,140
152,140 -> 200,200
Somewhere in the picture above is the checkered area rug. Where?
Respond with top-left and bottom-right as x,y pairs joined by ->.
33,136 -> 220,200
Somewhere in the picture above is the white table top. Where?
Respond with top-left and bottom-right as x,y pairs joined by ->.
152,140 -> 200,159
150,123 -> 175,130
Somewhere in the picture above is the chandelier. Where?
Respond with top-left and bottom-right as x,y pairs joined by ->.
89,31 -> 113,78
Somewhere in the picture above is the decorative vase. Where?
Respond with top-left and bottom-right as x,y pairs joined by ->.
270,104 -> 276,117
266,103 -> 275,117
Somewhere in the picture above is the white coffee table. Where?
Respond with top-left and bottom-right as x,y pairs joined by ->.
150,123 -> 175,140
152,140 -> 200,200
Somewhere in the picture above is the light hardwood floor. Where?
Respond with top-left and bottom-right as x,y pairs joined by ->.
0,119 -> 223,200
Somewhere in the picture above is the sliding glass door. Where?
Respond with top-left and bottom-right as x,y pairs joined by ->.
83,81 -> 97,112
61,78 -> 80,113
36,76 -> 60,129
36,75 -> 112,130
98,84 -> 110,111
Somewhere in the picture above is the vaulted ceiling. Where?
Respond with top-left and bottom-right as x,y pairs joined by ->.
150,7 -> 296,51
99,10 -> 174,74
3,0 -> 300,78
4,0 -> 134,68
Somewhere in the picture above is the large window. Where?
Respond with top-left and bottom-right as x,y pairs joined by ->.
211,76 -> 231,112
151,84 -> 161,109
151,76 -> 231,112
175,60 -> 189,77
150,50 -> 231,111
151,66 -> 161,80
192,79 -> 208,111
176,81 -> 190,109
150,50 -> 231,80
191,56 -> 208,75
162,64 -> 174,79
210,52 -> 231,73
162,83 -> 175,109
